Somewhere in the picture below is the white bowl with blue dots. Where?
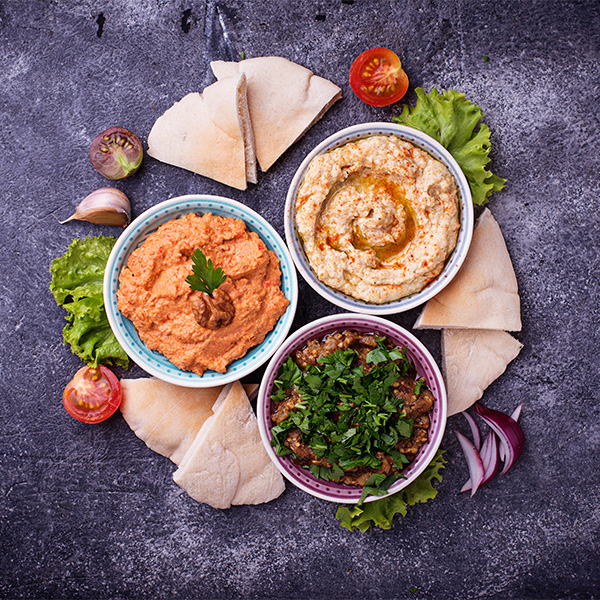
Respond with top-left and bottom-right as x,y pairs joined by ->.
284,122 -> 474,315
104,195 -> 298,387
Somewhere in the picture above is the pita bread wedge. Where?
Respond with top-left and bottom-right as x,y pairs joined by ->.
414,208 -> 521,331
211,56 -> 342,172
147,72 -> 256,189
120,378 -> 258,465
173,381 -> 285,509
442,329 -> 523,416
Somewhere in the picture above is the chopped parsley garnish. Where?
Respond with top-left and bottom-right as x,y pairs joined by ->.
185,249 -> 227,296
270,337 -> 418,503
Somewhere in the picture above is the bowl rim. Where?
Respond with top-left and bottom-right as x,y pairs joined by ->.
284,122 -> 474,315
257,313 -> 448,504
104,194 -> 298,388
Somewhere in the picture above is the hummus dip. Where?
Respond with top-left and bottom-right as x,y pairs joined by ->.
295,134 -> 460,303
117,212 -> 289,376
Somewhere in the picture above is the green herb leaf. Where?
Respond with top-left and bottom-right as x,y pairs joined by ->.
358,472 -> 401,506
185,249 -> 227,296
396,419 -> 413,439
366,347 -> 387,365
414,378 -> 426,395
393,88 -> 506,205
274,357 -> 303,390
336,450 -> 446,532
49,236 -> 129,368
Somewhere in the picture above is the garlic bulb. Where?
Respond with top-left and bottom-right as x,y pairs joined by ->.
60,187 -> 131,227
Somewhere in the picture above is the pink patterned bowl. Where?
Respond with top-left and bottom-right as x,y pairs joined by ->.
257,313 -> 447,504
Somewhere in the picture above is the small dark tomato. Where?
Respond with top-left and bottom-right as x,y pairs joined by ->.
89,126 -> 143,180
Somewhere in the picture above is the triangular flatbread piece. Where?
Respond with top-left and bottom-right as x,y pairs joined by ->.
120,378 -> 257,465
414,208 -> 521,331
173,381 -> 284,509
211,57 -> 342,172
147,72 -> 256,189
442,329 -> 523,416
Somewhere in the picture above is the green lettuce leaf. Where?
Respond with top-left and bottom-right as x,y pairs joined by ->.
393,88 -> 505,205
336,450 -> 446,532
50,236 -> 129,368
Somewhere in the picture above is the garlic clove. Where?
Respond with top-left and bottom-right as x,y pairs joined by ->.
60,187 -> 131,227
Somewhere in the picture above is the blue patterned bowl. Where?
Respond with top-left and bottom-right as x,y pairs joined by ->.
285,122 -> 474,314
104,195 -> 298,387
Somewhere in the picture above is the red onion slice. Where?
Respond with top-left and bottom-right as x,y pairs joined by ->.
480,431 -> 500,485
510,403 -> 523,422
473,402 -> 525,475
460,430 -> 500,492
460,479 -> 472,493
461,411 -> 481,450
455,431 -> 485,497
500,403 -> 523,461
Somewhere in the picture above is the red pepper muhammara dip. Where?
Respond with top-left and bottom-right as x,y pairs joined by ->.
117,212 -> 289,375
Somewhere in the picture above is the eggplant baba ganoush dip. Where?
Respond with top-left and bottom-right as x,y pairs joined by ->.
295,134 -> 460,303
270,330 -> 435,497
117,212 -> 289,376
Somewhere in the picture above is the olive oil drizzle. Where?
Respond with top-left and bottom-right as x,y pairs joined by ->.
322,172 -> 418,263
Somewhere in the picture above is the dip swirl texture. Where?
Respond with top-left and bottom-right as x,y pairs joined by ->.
295,135 -> 460,303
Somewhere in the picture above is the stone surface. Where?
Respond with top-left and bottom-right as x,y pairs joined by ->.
1,1 -> 599,598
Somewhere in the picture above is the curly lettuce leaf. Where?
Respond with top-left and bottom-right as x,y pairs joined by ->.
336,450 -> 446,532
50,236 -> 129,368
393,88 -> 505,205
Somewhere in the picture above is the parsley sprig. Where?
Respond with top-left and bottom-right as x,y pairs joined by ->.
271,338 -> 418,503
185,249 -> 227,296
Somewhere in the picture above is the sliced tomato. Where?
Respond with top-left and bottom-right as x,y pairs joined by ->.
349,48 -> 409,107
63,365 -> 122,424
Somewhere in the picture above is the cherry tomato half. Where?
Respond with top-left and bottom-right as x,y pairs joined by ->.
63,365 -> 122,424
349,48 -> 409,107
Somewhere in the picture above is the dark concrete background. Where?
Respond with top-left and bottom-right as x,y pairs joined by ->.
1,1 -> 599,598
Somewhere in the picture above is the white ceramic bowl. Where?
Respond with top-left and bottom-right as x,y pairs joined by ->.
257,313 -> 447,504
104,195 -> 298,387
285,122 -> 474,314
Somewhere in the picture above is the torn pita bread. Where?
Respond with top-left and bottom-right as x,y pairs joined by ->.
211,56 -> 342,172
120,378 -> 257,466
173,381 -> 285,509
147,72 -> 256,190
414,208 -> 521,331
442,329 -> 523,416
